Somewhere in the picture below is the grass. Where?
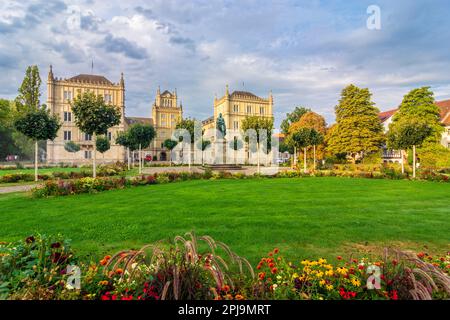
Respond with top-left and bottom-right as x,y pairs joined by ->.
0,177 -> 449,264
0,167 -> 84,177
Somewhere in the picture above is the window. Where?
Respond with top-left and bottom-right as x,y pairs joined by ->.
84,150 -> 92,159
63,130 -> 72,141
247,105 -> 252,113
63,91 -> 72,101
233,121 -> 239,130
107,132 -> 112,141
260,107 -> 265,115
104,94 -> 112,104
63,111 -> 72,122
84,133 -> 92,141
233,104 -> 239,112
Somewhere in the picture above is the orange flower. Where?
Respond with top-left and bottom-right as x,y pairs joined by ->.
256,264 -> 262,270
374,262 -> 381,267
115,268 -> 124,275
222,285 -> 230,293
337,256 -> 342,260
100,259 -> 108,266
274,248 -> 279,254
235,294 -> 244,300
269,263 -> 275,268
258,272 -> 266,280
105,255 -> 112,260
268,252 -> 273,257
417,252 -> 425,259
271,267 -> 277,274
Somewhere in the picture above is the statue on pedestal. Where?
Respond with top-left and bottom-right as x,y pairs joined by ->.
216,113 -> 226,139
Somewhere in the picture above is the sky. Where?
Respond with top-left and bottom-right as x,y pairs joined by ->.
1,0 -> 450,128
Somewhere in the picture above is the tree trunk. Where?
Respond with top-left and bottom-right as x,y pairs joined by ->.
127,147 -> 130,171
139,144 -> 142,174
303,147 -> 307,172
93,134 -> 97,178
413,145 -> 416,178
169,149 -> 172,166
401,149 -> 405,174
34,140 -> 38,182
313,145 -> 316,171
293,147 -> 297,169
257,142 -> 260,174
235,149 -> 237,165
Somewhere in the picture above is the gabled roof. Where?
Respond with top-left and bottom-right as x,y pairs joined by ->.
161,90 -> 173,96
379,99 -> 450,125
231,91 -> 259,98
68,74 -> 113,85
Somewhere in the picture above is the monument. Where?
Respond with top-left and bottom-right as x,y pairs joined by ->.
215,113 -> 227,164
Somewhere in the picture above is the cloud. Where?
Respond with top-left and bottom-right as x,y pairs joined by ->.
99,34 -> 148,60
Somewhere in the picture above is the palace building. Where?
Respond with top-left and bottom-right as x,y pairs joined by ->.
46,66 -> 126,163
202,85 -> 274,142
150,87 -> 183,161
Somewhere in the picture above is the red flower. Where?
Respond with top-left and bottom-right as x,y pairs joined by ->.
274,248 -> 279,254
390,290 -> 398,300
337,256 -> 342,261
258,272 -> 266,280
269,263 -> 275,268
271,268 -> 278,274
358,265 -> 364,270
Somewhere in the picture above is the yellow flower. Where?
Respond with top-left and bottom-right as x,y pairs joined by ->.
325,270 -> 334,277
318,258 -> 327,265
351,278 -> 361,287
319,280 -> 326,286
316,271 -> 324,279
336,267 -> 348,276
326,284 -> 334,291
292,273 -> 299,279
324,264 -> 333,270
301,260 -> 310,265
98,280 -> 109,286
309,261 -> 318,266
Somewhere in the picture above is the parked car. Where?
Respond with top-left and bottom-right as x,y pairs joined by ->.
144,155 -> 152,162
5,155 -> 19,162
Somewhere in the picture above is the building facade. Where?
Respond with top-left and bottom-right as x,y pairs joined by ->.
46,66 -> 126,164
379,99 -> 450,163
202,85 -> 274,142
150,88 -> 183,161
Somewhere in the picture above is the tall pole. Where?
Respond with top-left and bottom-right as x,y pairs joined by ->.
34,140 -> 38,182
401,149 -> 405,174
93,134 -> 97,178
413,145 -> 416,178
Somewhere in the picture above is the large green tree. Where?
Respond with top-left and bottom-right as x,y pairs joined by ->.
387,118 -> 432,178
0,99 -> 18,159
241,116 -> 274,172
391,87 -> 442,143
163,139 -> 178,166
14,109 -> 61,181
327,84 -> 385,163
116,131 -> 138,170
127,123 -> 156,174
280,106 -> 310,135
15,65 -> 42,113
71,92 -> 121,178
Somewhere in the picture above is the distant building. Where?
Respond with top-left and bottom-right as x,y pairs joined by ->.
202,85 -> 274,143
151,87 -> 183,161
379,99 -> 450,163
46,66 -> 126,163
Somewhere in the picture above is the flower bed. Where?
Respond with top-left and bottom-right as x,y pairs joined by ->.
0,234 -> 448,300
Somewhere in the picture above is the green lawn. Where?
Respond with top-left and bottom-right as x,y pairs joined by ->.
0,177 -> 449,264
0,167 -> 84,177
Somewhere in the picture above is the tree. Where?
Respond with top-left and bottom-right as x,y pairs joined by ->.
197,139 -> 211,165
163,139 -> 178,166
14,108 -> 61,181
229,137 -> 244,165
241,116 -> 274,173
64,141 -> 81,153
175,118 -> 197,168
15,65 -> 42,113
387,118 -> 432,178
286,127 -> 319,172
116,131 -> 138,170
0,99 -> 18,159
280,106 -> 310,135
391,87 -> 442,141
326,84 -> 385,163
96,136 -> 111,155
309,130 -> 324,171
71,92 -> 121,178
128,123 -> 156,174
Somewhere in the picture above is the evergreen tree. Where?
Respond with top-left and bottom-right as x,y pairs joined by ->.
327,84 -> 385,163
15,65 -> 42,112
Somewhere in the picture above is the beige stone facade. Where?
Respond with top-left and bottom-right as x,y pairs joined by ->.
202,85 -> 274,142
150,88 -> 183,161
46,66 -> 126,164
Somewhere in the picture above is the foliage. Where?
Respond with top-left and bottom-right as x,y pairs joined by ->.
14,108 -> 61,141
391,87 -> 443,143
96,136 -> 111,154
128,123 -> 156,149
198,139 -> 211,151
175,118 -> 196,142
64,141 -> 81,153
326,85 -> 385,163
241,116 -> 274,152
116,131 -> 138,151
71,92 -> 121,136
280,107 -> 310,135
15,65 -> 42,113
163,139 -> 178,150
417,144 -> 450,169
387,118 -> 433,150
229,137 -> 244,151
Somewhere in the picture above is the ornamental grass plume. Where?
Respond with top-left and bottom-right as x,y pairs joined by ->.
383,248 -> 450,300
102,232 -> 254,300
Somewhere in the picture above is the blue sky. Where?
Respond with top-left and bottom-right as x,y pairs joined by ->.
1,0 -> 450,128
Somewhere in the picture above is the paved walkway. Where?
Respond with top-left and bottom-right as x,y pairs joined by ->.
0,184 -> 37,194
